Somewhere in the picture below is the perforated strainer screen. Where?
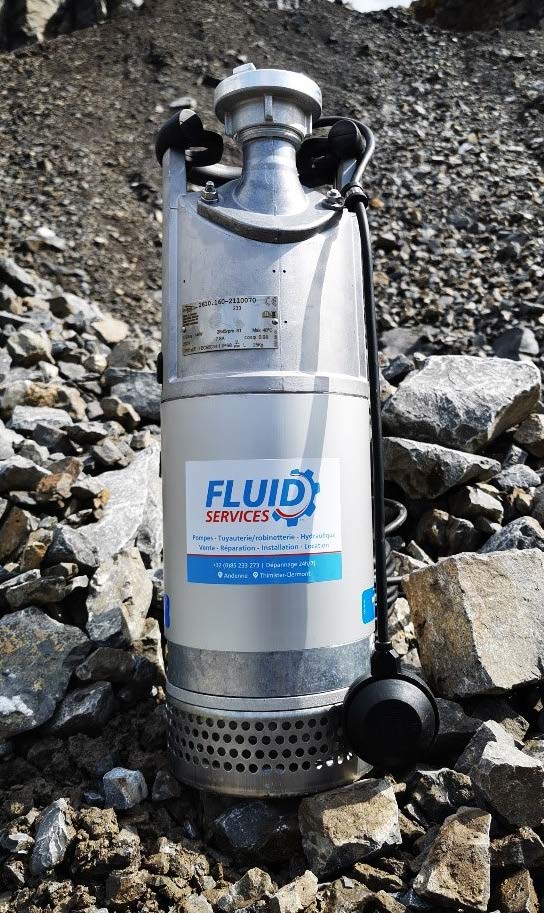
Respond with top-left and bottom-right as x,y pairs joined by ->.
167,698 -> 366,797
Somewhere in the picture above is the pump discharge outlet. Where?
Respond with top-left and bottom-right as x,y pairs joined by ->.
156,64 -> 438,797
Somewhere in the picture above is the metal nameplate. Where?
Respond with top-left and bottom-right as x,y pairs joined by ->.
181,295 -> 279,356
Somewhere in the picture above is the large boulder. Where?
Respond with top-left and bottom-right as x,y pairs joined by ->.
383,437 -> 500,499
382,355 -> 540,453
77,444 -> 162,565
0,607 -> 91,737
413,807 -> 491,911
404,549 -> 544,698
298,779 -> 401,878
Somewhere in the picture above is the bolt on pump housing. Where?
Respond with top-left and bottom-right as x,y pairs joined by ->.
158,64 -> 438,797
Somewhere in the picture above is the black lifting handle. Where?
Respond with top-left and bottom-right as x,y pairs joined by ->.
155,109 -> 224,169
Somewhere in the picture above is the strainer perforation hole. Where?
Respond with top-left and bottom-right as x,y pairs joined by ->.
255,722 -> 264,731
241,722 -> 250,731
276,763 -> 285,772
223,734 -> 232,744
249,764 -> 258,773
269,749 -> 278,760
212,733 -> 220,742
206,718 -> 213,727
217,719 -> 225,729
275,735 -> 284,745
235,735 -> 244,745
288,735 -> 297,744
255,750 -> 264,759
229,721 -> 237,730
236,763 -> 245,773
242,750 -> 251,759
281,721 -> 291,730
224,762 -> 232,771
262,736 -> 271,746
229,749 -> 238,759
302,761 -> 311,770
308,719 -> 316,728
289,763 -> 298,772
282,749 -> 292,759
249,736 -> 258,745
268,722 -> 277,731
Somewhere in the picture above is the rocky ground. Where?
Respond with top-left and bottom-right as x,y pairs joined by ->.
1,1 -> 544,912
1,248 -> 544,911
0,0 -> 542,357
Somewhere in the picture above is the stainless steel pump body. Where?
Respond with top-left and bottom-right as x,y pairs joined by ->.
162,65 -> 374,796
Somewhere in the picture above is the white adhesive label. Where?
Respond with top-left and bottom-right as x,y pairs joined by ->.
186,458 -> 342,585
181,295 -> 279,356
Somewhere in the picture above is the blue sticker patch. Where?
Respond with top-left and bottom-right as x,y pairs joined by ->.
163,593 -> 170,628
362,586 -> 376,624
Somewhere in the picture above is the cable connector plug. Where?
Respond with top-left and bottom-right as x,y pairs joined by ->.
341,182 -> 369,213
371,642 -> 401,678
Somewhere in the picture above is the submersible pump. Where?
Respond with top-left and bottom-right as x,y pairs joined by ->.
156,64 -> 439,797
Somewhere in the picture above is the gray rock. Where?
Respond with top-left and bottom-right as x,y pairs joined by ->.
9,405 -> 72,433
491,827 -> 544,869
0,256 -> 44,297
109,369 -> 160,423
48,292 -> 102,320
76,646 -> 137,683
218,867 -> 275,912
413,807 -> 491,911
1,830 -> 34,854
454,720 -> 514,775
415,508 -> 482,556
91,437 -> 133,469
0,455 -> 50,491
493,464 -> 541,492
466,697 -> 529,742
383,437 -> 500,499
523,737 -> 544,766
471,739 -> 544,827
86,547 -> 152,647
29,799 -> 74,876
100,395 -> 140,430
480,516 -> 544,554
269,871 -> 318,913
103,767 -> 148,809
408,767 -> 475,823
212,799 -> 301,865
66,420 -> 109,445
0,607 -> 90,737
514,414 -> 544,458
404,549 -> 544,699
92,317 -> 129,344
449,485 -> 504,524
45,524 -> 100,571
46,682 -> 115,735
382,355 -> 540,454
0,568 -> 86,610
493,326 -> 539,360
152,769 -> 182,802
182,897 -> 214,913
298,778 -> 401,878
6,328 -> 52,366
432,698 -> 481,756
498,870 -> 538,913
77,444 -> 162,564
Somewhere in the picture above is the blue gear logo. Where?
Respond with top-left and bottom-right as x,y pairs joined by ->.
272,469 -> 320,527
